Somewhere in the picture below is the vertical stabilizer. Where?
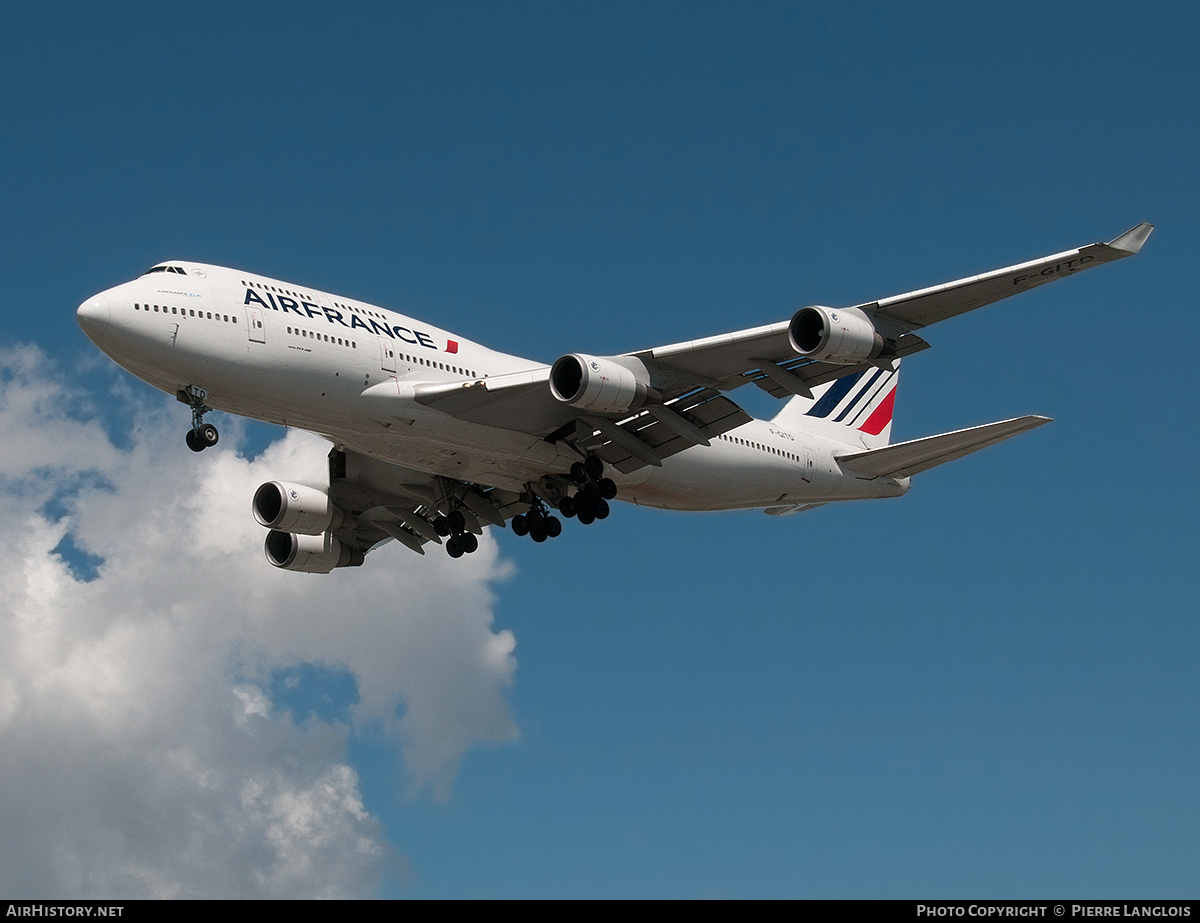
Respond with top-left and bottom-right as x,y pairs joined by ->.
771,362 -> 900,449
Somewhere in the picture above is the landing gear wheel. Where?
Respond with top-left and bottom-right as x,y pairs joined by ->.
446,536 -> 464,558
584,455 -> 604,479
577,484 -> 599,504
570,461 -> 588,483
544,515 -> 562,538
434,515 -> 452,537
577,509 -> 595,526
459,532 -> 479,554
594,498 -> 610,520
575,487 -> 598,517
598,477 -> 617,500
558,495 -> 577,518
183,386 -> 215,453
530,526 -> 547,543
447,510 -> 466,534
511,514 -> 529,537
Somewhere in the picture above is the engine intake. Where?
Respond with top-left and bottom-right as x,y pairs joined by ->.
789,306 -> 883,364
264,530 -> 364,573
253,481 -> 356,535
549,354 -> 651,415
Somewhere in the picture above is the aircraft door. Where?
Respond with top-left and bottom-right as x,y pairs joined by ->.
801,447 -> 814,482
246,306 -> 266,343
379,339 -> 396,373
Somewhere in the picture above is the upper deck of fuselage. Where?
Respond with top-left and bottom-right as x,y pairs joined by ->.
92,260 -> 539,377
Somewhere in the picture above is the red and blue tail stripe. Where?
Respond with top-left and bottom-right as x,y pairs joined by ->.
805,367 -> 898,436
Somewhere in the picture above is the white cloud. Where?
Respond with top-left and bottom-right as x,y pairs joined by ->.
0,345 -> 518,897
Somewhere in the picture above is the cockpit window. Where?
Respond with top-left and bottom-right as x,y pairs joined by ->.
142,265 -> 187,275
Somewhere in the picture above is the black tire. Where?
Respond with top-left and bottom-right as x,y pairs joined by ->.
446,537 -> 463,558
434,515 -> 452,537
545,516 -> 562,538
460,532 -> 478,554
598,477 -> 617,500
448,510 -> 466,534
511,514 -> 529,537
198,423 -> 219,447
594,498 -> 610,520
530,525 -> 547,543
577,509 -> 595,526
570,461 -> 587,483
584,455 -> 604,479
558,495 -> 576,518
185,429 -> 203,453
577,485 -> 599,506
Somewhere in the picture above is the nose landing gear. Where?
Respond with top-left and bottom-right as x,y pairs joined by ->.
185,422 -> 219,453
179,386 -> 219,453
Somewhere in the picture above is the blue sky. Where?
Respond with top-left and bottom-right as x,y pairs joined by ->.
1,1 -> 1196,898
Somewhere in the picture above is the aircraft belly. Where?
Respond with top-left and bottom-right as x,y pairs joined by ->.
618,444 -> 802,511
619,439 -> 906,511
324,411 -> 576,493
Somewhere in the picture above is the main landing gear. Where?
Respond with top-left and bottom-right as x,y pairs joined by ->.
511,500 -> 563,544
510,454 -> 616,546
558,454 -> 616,526
181,386 -> 219,453
434,509 -> 480,558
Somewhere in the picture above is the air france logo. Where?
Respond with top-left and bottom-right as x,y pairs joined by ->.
243,288 -> 451,352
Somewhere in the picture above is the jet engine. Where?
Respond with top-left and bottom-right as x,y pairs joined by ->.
264,530 -> 364,573
253,481 -> 356,535
789,306 -> 884,364
549,354 -> 650,415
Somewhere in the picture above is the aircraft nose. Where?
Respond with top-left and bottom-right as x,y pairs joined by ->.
76,294 -> 110,341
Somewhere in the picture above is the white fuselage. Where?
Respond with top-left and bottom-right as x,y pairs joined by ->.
76,261 -> 905,512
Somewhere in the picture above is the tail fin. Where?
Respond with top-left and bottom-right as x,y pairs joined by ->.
771,362 -> 900,449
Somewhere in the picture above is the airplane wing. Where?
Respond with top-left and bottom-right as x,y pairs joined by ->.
399,224 -> 1149,471
859,222 -> 1153,328
642,222 -> 1152,399
304,446 -> 527,559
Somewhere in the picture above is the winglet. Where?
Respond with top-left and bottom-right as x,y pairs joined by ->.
1107,223 -> 1154,254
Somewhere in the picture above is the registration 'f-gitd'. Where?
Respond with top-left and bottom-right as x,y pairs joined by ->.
76,225 -> 1152,571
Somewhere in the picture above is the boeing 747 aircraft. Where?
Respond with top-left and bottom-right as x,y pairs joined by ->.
76,224 -> 1152,570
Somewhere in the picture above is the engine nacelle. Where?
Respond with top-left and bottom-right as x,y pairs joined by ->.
264,530 -> 364,573
789,306 -> 884,364
549,354 -> 650,415
253,481 -> 356,535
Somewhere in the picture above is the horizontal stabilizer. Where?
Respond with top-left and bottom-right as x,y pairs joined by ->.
835,415 -> 1051,479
